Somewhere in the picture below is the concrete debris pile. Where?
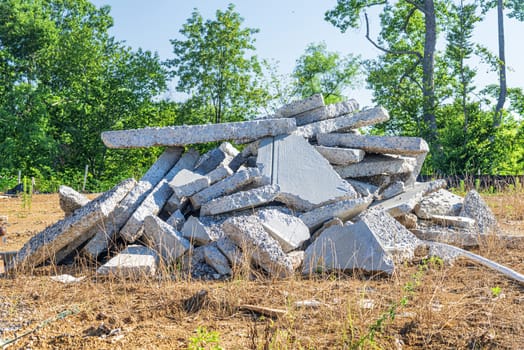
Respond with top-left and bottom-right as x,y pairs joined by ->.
5,94 -> 513,280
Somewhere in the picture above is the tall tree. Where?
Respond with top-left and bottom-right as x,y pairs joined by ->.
167,4 -> 268,124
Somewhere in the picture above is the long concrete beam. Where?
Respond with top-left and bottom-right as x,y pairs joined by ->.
101,119 -> 297,149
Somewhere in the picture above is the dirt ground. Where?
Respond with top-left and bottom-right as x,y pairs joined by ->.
1,193 -> 523,349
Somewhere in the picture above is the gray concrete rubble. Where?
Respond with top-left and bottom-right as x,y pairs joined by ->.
460,190 -> 500,235
311,217 -> 344,242
58,185 -> 90,216
181,216 -> 218,245
334,155 -> 416,179
257,134 -> 357,211
274,93 -> 324,118
430,215 -> 476,230
170,169 -> 210,198
299,196 -> 374,231
379,181 -> 405,200
143,215 -> 191,263
395,213 -> 418,229
200,184 -> 280,217
314,146 -> 365,165
222,215 -> 293,278
413,223 -> 479,247
414,189 -> 463,219
317,134 -> 429,156
190,167 -> 262,209
216,236 -> 243,267
101,118 -> 297,148
165,209 -> 186,231
287,251 -> 305,270
96,245 -> 159,278
203,243 -> 232,275
120,149 -> 199,242
194,142 -> 237,175
257,208 -> 310,252
294,106 -> 389,139
346,179 -> 379,197
294,99 -> 359,126
371,181 -> 436,217
12,178 -> 136,269
206,164 -> 233,184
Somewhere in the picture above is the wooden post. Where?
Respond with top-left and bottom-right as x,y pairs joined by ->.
82,165 -> 89,192
18,170 -> 21,184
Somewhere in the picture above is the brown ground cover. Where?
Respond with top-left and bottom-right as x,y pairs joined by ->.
0,192 -> 523,349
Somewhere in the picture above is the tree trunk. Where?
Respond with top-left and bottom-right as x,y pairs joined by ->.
494,0 -> 506,128
422,0 -> 438,144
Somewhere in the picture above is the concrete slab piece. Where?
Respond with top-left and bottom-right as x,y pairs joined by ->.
181,216 -> 218,245
430,215 -> 476,229
460,190 -> 500,235
170,169 -> 210,198
294,107 -> 389,139
346,179 -> 379,197
216,236 -> 243,267
120,149 -> 199,242
299,196 -> 374,231
294,99 -> 359,126
314,146 -> 365,165
414,189 -> 463,219
165,209 -> 186,231
190,167 -> 262,209
222,215 -> 293,278
96,245 -> 159,278
371,181 -> 432,217
194,142 -> 237,175
58,185 -> 90,216
203,243 -> 232,275
379,181 -> 405,200
206,164 -> 233,184
200,184 -> 280,217
275,93 -> 325,118
13,178 -> 136,269
101,118 -> 297,148
257,208 -> 310,252
334,155 -> 416,179
257,134 -> 357,211
143,215 -> 191,264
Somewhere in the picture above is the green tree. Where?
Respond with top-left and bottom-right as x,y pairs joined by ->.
292,42 -> 361,104
167,4 -> 268,124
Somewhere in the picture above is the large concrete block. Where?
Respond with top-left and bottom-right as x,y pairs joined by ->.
170,169 -> 210,198
299,196 -> 373,231
200,184 -> 280,217
222,215 -> 293,278
101,119 -> 297,148
190,167 -> 262,209
12,178 -> 136,269
257,208 -> 310,252
294,107 -> 389,139
120,149 -> 199,242
294,99 -> 359,126
314,146 -> 365,165
257,134 -> 357,211
334,155 -> 416,179
460,190 -> 500,235
96,245 -> 159,278
216,236 -> 243,267
181,216 -> 218,245
58,185 -> 90,216
203,243 -> 232,275
143,215 -> 191,264
414,189 -> 463,219
275,93 -> 325,118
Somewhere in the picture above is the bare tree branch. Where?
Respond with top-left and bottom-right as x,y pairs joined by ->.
402,7 -> 418,33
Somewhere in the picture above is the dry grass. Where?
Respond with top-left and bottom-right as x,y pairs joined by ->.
1,193 -> 523,349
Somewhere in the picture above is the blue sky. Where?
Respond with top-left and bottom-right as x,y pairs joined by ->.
91,0 -> 523,108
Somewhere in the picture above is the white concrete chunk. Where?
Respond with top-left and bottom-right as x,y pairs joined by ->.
96,245 -> 159,278
143,215 -> 191,263
371,181 -> 434,217
101,119 -> 297,148
460,190 -> 500,235
206,164 -> 233,184
216,236 -> 243,267
294,107 -> 389,138
380,181 -> 405,200
170,169 -> 210,198
181,216 -> 217,245
334,155 -> 416,179
13,178 -> 136,269
414,189 -> 463,219
430,215 -> 476,229
200,184 -> 280,217
299,196 -> 374,231
222,215 -> 293,278
257,208 -> 310,252
58,185 -> 90,216
203,243 -> 232,275
294,99 -> 359,126
314,145 -> 365,165
257,134 -> 357,211
275,93 -> 325,118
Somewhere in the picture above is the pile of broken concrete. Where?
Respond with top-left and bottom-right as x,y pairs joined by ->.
6,94 -> 521,282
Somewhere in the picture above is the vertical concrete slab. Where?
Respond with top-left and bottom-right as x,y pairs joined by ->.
143,215 -> 191,264
460,190 -> 500,235
203,243 -> 232,275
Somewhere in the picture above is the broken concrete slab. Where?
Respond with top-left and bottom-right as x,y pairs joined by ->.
460,190 -> 500,235
216,236 -> 243,267
294,107 -> 389,139
101,118 -> 297,148
395,213 -> 418,229
120,150 -> 199,242
222,215 -> 293,278
190,167 -> 263,209
228,141 -> 259,172
430,215 -> 476,230
163,194 -> 189,216
299,196 -> 374,231
257,208 -> 310,252
170,169 -> 210,198
257,134 -> 357,211
275,93 -> 325,118
203,243 -> 232,275
200,184 -> 280,217
96,245 -> 159,278
311,217 -> 344,242
206,164 -> 233,184
346,179 -> 379,197
58,185 -> 90,216
334,155 -> 416,179
143,215 -> 191,264
414,189 -> 463,219
181,216 -> 218,245
371,181 -> 441,217
165,209 -> 186,231
379,181 -> 405,200
314,146 -> 365,165
194,142 -> 238,175
12,178 -> 136,269
287,251 -> 305,270
294,99 -> 359,126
